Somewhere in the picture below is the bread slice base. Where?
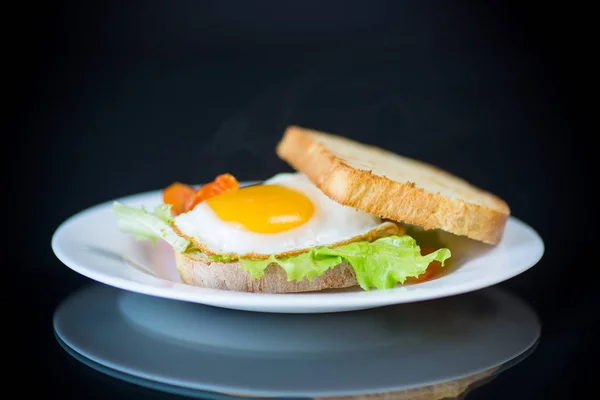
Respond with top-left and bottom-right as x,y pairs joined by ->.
174,251 -> 358,293
276,126 -> 510,245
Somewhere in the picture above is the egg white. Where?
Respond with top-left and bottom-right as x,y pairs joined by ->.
173,172 -> 392,256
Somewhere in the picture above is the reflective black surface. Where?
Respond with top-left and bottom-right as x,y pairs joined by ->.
54,332 -> 540,400
14,1 -> 593,399
52,283 -> 541,398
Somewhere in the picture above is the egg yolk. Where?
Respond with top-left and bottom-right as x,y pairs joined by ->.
206,184 -> 315,234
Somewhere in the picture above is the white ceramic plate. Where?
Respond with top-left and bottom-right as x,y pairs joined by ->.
51,186 -> 544,313
53,283 -> 541,398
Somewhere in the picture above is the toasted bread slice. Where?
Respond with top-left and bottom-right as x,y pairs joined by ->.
276,126 -> 510,245
174,251 -> 358,293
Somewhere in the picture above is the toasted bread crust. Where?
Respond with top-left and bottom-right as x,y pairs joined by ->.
276,126 -> 510,245
174,251 -> 358,293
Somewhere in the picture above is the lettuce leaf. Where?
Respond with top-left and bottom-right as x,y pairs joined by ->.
239,252 -> 343,281
318,236 -> 451,290
238,236 -> 451,290
111,201 -> 191,252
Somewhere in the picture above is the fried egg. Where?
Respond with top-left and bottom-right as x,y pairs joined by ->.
173,173 -> 400,257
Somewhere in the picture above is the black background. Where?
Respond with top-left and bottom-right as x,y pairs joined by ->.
10,1 -> 595,399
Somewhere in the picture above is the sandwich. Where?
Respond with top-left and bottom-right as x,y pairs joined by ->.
112,126 -> 510,293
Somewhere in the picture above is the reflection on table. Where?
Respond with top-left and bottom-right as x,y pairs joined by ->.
53,283 -> 541,399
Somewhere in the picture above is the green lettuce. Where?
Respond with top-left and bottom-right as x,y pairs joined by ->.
238,252 -> 342,282
112,201 -> 190,252
112,202 -> 451,290
238,236 -> 451,290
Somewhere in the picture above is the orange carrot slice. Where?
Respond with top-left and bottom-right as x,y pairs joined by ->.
186,173 -> 239,212
163,182 -> 196,216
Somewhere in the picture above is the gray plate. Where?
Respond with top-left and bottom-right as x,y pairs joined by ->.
53,284 -> 540,398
